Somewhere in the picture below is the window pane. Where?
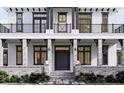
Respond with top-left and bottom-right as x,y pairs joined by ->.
34,46 -> 47,65
41,52 -> 46,64
35,52 -> 40,65
16,13 -> 23,32
78,46 -> 91,65
78,13 -> 91,33
3,50 -> 8,66
85,52 -> 90,65
16,46 -> 22,65
102,13 -> 108,32
58,13 -> 66,22
78,52 -> 83,64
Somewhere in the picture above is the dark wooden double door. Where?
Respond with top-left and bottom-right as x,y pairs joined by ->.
55,46 -> 70,70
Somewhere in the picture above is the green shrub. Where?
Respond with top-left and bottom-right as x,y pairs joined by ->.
75,72 -> 97,83
115,71 -> 124,83
95,74 -> 105,83
0,70 -> 9,83
20,74 -> 30,83
29,72 -> 50,83
10,75 -> 20,83
105,75 -> 115,83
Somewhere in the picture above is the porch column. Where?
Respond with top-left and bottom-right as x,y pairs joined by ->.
97,39 -> 103,66
47,39 -> 52,71
22,39 -> 28,66
121,39 -> 124,65
73,39 -> 77,65
0,39 -> 3,66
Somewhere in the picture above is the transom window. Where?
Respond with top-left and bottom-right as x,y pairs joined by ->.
16,46 -> 22,65
34,46 -> 47,65
16,12 -> 23,32
58,12 -> 67,23
78,46 -> 91,65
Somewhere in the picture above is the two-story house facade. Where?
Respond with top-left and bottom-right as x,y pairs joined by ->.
0,7 -> 124,78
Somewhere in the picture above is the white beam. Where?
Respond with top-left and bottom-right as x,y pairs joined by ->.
97,39 -> 102,66
22,39 -> 28,66
0,39 -> 3,66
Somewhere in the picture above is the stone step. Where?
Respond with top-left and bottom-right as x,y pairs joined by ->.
50,72 -> 74,76
50,72 -> 75,79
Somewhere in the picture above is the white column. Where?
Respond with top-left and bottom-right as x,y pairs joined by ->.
97,39 -> 103,66
0,39 -> 3,66
22,39 -> 28,66
121,39 -> 124,65
47,39 -> 52,72
73,39 -> 77,65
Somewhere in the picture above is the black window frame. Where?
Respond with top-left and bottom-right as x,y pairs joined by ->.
77,46 -> 91,65
3,49 -> 8,66
102,45 -> 108,65
102,12 -> 108,32
32,12 -> 47,33
78,12 -> 92,33
58,12 -> 67,23
16,45 -> 23,65
16,12 -> 23,32
33,45 -> 47,65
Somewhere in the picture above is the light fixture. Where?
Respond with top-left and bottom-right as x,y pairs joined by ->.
27,8 -> 29,11
101,8 -> 104,11
96,8 -> 98,12
21,8 -> 23,11
94,39 -> 98,46
15,8 -> 18,11
10,8 -> 12,11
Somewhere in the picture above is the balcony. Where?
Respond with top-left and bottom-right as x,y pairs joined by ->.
0,24 -> 124,33
0,24 -> 46,33
54,24 -> 71,33
78,24 -> 124,33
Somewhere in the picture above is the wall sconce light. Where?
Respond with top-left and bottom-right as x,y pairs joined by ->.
10,8 -> 12,11
15,8 -> 18,11
78,8 -> 81,11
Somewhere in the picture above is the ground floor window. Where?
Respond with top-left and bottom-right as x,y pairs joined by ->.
78,46 -> 91,65
34,46 -> 47,65
3,49 -> 8,66
102,46 -> 108,65
117,50 -> 121,65
16,45 -> 22,65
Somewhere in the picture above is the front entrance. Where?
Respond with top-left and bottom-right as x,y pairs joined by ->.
55,46 -> 70,70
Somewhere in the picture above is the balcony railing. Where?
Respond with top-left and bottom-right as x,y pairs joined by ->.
0,24 -> 124,33
54,24 -> 71,33
78,24 -> 124,33
0,24 -> 46,33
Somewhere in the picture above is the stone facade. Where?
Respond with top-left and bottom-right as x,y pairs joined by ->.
0,66 -> 45,76
75,65 -> 124,76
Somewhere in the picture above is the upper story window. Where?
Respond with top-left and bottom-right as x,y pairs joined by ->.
33,12 -> 47,33
16,12 -> 23,32
58,12 -> 67,23
78,13 -> 92,33
102,13 -> 108,32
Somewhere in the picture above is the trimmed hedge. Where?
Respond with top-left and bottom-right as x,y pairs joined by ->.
0,70 -> 50,84
75,70 -> 124,83
0,70 -> 9,83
